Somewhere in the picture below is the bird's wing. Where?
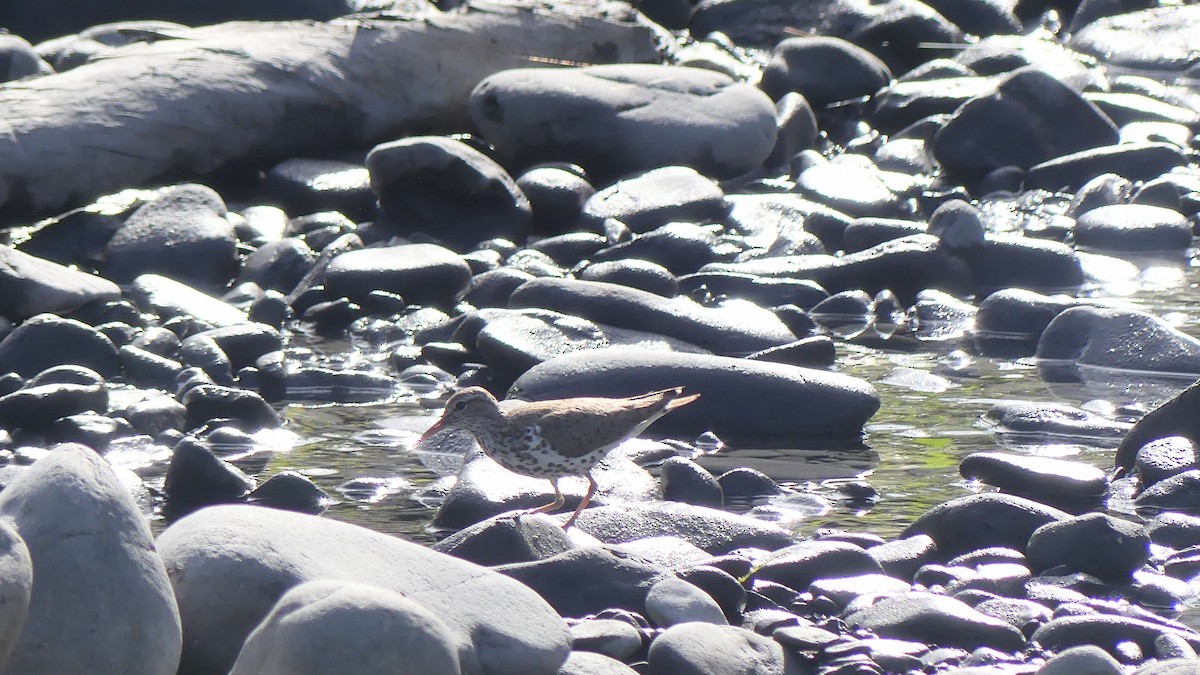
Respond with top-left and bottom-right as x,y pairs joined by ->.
507,395 -> 679,458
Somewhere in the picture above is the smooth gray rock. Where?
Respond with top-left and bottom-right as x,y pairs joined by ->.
958,452 -> 1108,503
794,159 -> 903,218
752,541 -> 884,592
647,623 -> 785,675
0,444 -> 181,674
569,619 -> 644,662
1075,204 -> 1193,253
902,493 -> 1070,559
645,577 -> 727,627
470,64 -> 777,182
1117,380 -> 1200,474
157,504 -> 570,675
559,651 -> 640,675
1036,644 -> 1123,675
580,259 -> 679,297
432,513 -> 575,567
366,136 -> 531,251
0,246 -> 120,321
759,36 -> 891,106
228,580 -> 460,675
1135,436 -> 1198,489
509,349 -> 879,444
581,166 -> 727,234
130,274 -> 246,328
260,158 -> 375,222
1136,470 -> 1200,512
509,278 -> 796,356
0,313 -> 120,378
569,501 -> 794,554
1031,614 -> 1200,658
846,592 -> 1025,652
496,546 -> 665,618
325,243 -> 473,308
1070,6 -> 1200,73
103,183 -> 238,289
0,519 -> 32,670
1037,305 -> 1200,378
982,400 -> 1130,441
1027,142 -> 1188,192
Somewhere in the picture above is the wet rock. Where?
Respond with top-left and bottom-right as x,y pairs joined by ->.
752,541 -> 884,592
1036,644 -> 1123,675
717,467 -> 782,498
529,233 -> 608,267
1135,470 -> 1200,512
811,573 -> 911,609
974,597 -> 1051,637
723,192 -> 849,253
580,260 -> 679,297
1117,381 -> 1200,474
229,580 -> 460,675
847,592 -> 1025,652
570,501 -> 794,554
933,68 -> 1118,179
1037,306 -> 1200,379
1070,6 -> 1200,74
581,166 -> 727,235
983,400 -> 1130,441
121,395 -> 186,436
972,289 -> 1078,356
163,437 -> 254,519
589,223 -> 718,276
794,158 -> 904,218
958,452 -> 1108,504
660,457 -> 724,508
1135,436 -> 1198,489
1146,513 -> 1200,550
247,471 -> 328,515
747,336 -> 836,368
0,380 -> 108,431
470,64 -> 777,182
903,493 -> 1070,559
867,534 -> 938,582
130,274 -> 246,328
432,513 -> 574,567
509,278 -> 795,356
704,234 -> 971,303
647,623 -> 785,675
181,383 -> 280,431
677,272 -> 828,310
1074,204 -> 1193,253
1026,513 -> 1149,582
843,218 -> 926,254
158,504 -> 570,675
0,314 -> 119,379
559,651 -> 639,675
1027,142 -> 1188,192
0,444 -> 180,674
103,183 -> 238,290
515,165 -> 595,236
496,546 -> 664,618
1069,173 -> 1133,216
570,619 -> 645,662
645,577 -> 727,627
955,235 -> 1084,295
325,243 -> 473,309
283,367 -> 395,404
366,136 -> 531,251
871,74 -> 993,136
0,246 -> 120,321
188,323 -> 282,371
1030,614 -> 1200,658
510,349 -> 879,444
260,158 -> 374,222
465,268 -> 537,308
235,239 -> 315,294
760,37 -> 891,106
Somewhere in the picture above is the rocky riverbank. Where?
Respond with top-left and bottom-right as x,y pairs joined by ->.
1,0 -> 1199,673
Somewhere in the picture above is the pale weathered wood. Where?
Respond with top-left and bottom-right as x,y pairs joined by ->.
0,1 -> 663,222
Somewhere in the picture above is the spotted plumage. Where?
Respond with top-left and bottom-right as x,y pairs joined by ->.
418,386 -> 700,528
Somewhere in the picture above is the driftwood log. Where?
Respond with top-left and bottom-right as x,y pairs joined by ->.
0,1 -> 663,223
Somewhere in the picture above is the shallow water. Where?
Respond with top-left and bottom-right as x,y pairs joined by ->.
260,255 -> 1200,546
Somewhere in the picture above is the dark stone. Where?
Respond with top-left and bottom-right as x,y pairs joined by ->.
495,546 -> 665,618
120,345 -> 185,388
747,336 -> 837,368
121,395 -> 186,436
1136,470 -> 1200,512
1069,6 -> 1200,74
982,400 -> 1130,441
181,384 -> 280,431
179,334 -> 234,386
902,493 -> 1070,559
1026,142 -> 1188,192
581,166 -> 727,235
235,239 -> 315,295
324,243 -> 473,308
1036,305 -> 1200,379
867,535 -> 938,582
1031,614 -> 1200,659
846,592 -> 1025,652
580,260 -> 678,298
510,348 -> 880,444
1146,513 -> 1200,550
923,0 -> 1019,35
659,457 -> 723,509
130,274 -> 247,329
1074,204 -> 1193,252
871,76 -> 993,136
768,93 -> 819,168
972,288 -> 1077,357
432,513 -> 573,566
647,623 -> 785,673
1026,513 -> 1149,582
1135,436 -> 1198,489
955,235 -> 1084,296
932,68 -> 1118,179
366,136 -> 531,251
717,467 -> 782,498
760,36 -> 891,106
676,566 -> 746,623
509,278 -> 795,356
162,436 -> 254,521
724,192 -> 849,253
246,471 -> 328,515
959,452 -> 1108,503
843,218 -> 926,254
0,247 -> 121,321
187,323 -> 282,371
794,160 -> 904,219
0,381 -> 108,431
514,165 -> 594,236
751,541 -> 884,592
0,314 -> 120,378
103,184 -> 238,290
588,223 -> 718,277
470,64 -> 777,182
528,233 -> 607,267
260,158 -> 374,222
677,273 -> 828,310
1117,380 -> 1200,474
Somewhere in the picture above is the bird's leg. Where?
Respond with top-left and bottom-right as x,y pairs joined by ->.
529,478 -> 565,514
562,474 -> 598,530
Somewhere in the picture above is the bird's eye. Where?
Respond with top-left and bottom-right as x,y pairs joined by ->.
453,400 -> 467,412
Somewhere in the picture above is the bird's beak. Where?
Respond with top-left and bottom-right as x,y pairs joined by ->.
417,417 -> 446,446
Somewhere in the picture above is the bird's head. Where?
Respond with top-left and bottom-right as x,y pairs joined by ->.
418,387 -> 502,443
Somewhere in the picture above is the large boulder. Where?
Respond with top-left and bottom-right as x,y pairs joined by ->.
156,504 -> 570,675
0,444 -> 181,674
0,520 -> 32,671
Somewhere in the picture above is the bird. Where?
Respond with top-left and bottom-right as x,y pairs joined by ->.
418,386 -> 700,528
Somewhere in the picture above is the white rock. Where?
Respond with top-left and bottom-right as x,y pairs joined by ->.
0,519 -> 32,670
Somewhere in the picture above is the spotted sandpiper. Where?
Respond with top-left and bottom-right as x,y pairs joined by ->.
418,386 -> 700,528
